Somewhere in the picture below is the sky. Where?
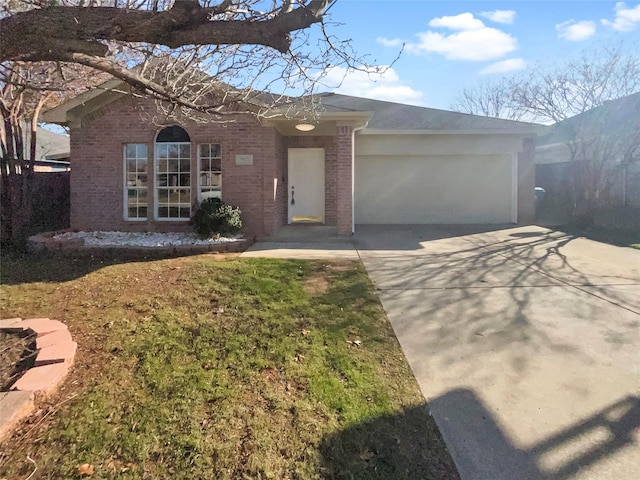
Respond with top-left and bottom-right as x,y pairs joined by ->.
313,0 -> 640,111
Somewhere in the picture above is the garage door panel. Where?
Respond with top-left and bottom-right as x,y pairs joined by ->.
355,155 -> 512,224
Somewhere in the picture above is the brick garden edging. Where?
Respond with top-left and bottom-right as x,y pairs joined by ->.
0,317 -> 77,442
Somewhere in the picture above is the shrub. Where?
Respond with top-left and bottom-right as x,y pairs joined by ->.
190,198 -> 242,238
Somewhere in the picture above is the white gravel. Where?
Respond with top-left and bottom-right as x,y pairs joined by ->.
52,231 -> 242,247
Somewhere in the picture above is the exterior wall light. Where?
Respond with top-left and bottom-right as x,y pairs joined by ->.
294,123 -> 316,131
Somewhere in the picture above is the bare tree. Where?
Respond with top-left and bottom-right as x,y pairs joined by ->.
1,61 -> 108,243
451,78 -> 524,121
512,44 -> 640,217
454,44 -> 640,220
0,1 -> 364,118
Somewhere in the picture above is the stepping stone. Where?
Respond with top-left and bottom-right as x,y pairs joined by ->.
36,329 -> 73,349
0,391 -> 34,442
35,341 -> 78,366
12,363 -> 69,396
0,318 -> 23,329
17,318 -> 68,335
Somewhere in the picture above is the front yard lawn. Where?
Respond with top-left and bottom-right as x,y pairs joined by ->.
0,253 -> 458,479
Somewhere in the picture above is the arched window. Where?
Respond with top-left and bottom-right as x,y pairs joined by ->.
155,126 -> 191,220
156,125 -> 191,143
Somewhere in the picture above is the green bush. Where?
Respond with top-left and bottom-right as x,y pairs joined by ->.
190,198 -> 242,238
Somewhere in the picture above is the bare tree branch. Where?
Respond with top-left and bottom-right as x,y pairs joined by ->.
0,1 -> 331,61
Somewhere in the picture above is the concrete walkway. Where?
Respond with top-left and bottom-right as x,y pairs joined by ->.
241,224 -> 640,479
354,225 -> 640,480
241,225 -> 359,260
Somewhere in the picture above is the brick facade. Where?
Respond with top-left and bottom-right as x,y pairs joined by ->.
335,126 -> 354,235
69,96 -> 353,237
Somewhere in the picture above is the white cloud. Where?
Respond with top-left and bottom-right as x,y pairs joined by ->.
319,66 -> 425,106
407,28 -> 518,61
479,58 -> 528,75
428,13 -> 485,30
376,36 -> 403,47
556,20 -> 597,41
480,10 -> 517,25
405,12 -> 518,61
602,2 -> 640,31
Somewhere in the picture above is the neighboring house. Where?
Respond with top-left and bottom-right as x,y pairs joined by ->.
535,92 -> 640,208
23,125 -> 70,172
42,88 -> 538,237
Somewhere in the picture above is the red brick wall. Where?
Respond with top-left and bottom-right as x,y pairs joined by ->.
273,132 -> 288,231
70,96 -> 282,237
335,126 -> 353,235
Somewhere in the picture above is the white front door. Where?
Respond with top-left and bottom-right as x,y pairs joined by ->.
288,148 -> 325,223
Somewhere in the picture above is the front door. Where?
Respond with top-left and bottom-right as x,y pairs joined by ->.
288,148 -> 325,223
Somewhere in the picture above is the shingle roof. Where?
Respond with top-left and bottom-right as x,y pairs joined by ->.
313,93 -> 541,132
537,91 -> 640,146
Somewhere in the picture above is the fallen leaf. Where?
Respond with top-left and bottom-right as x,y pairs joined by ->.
359,449 -> 374,461
77,463 -> 94,476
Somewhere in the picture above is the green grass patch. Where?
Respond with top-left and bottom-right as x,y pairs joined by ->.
0,253 -> 458,479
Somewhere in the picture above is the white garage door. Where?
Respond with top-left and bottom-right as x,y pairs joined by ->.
355,154 -> 514,224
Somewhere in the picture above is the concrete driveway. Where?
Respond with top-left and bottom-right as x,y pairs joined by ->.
354,225 -> 640,480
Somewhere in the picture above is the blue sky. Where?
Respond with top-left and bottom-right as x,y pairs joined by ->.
315,1 -> 640,110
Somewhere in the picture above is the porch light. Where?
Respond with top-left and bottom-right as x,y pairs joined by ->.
295,123 -> 316,131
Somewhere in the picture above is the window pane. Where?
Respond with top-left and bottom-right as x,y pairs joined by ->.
137,144 -> 148,158
137,159 -> 147,172
158,206 -> 169,218
210,144 -> 221,158
168,159 -> 179,173
156,144 -> 168,159
179,174 -> 190,187
211,173 -> 221,186
137,174 -> 148,187
128,207 -> 138,218
211,158 -> 221,171
179,207 -> 190,218
139,206 -> 147,218
157,189 -> 169,204
126,144 -> 137,159
168,144 -> 179,158
179,159 -> 190,173
180,144 -> 190,158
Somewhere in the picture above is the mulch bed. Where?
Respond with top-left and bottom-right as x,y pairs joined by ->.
0,330 -> 37,390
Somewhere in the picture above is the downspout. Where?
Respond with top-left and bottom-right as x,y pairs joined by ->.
351,122 -> 368,234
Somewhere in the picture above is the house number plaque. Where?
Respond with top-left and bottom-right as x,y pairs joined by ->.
235,154 -> 253,165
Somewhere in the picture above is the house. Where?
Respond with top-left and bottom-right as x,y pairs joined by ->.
535,92 -> 640,209
42,87 -> 538,238
26,126 -> 70,172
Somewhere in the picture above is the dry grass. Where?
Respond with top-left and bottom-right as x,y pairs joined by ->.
0,252 -> 458,480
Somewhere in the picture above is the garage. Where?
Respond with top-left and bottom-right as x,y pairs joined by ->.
354,133 -> 523,225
